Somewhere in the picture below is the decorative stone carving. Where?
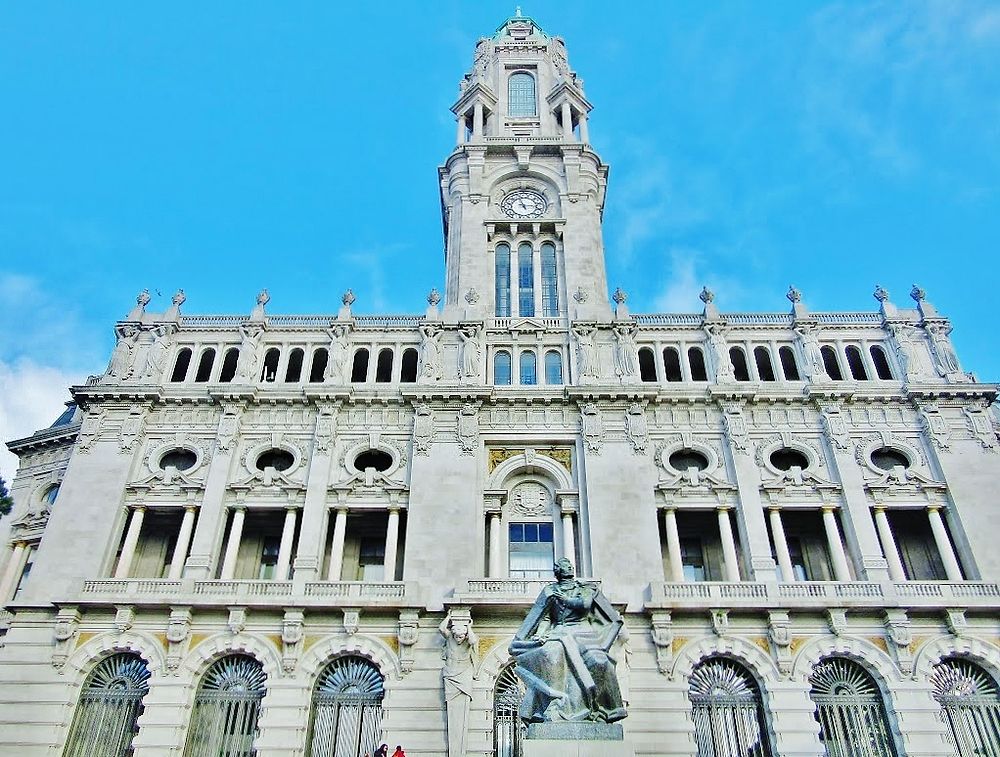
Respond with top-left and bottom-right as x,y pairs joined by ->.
883,609 -> 913,675
705,323 -> 734,382
573,286 -> 588,303
612,323 -> 638,380
397,609 -> 420,675
412,402 -> 434,455
126,325 -> 170,382
458,326 -> 482,382
509,481 -> 551,518
216,406 -> 242,453
166,607 -> 192,672
793,323 -> 828,381
919,403 -> 951,450
624,402 -> 648,453
325,324 -> 351,384
925,322 -> 966,379
78,410 -> 103,452
612,622 -> 632,707
945,608 -> 968,637
114,605 -> 135,634
457,402 -> 479,454
650,611 -> 674,676
464,288 -> 479,305
767,610 -> 792,677
710,609 -> 729,636
227,607 -> 247,636
281,608 -> 305,675
119,408 -> 145,454
964,407 -> 998,451
721,402 -> 749,454
126,288 -> 151,320
250,289 -> 270,322
820,405 -> 851,450
314,406 -> 338,453
572,325 -> 601,383
826,608 -> 848,637
343,608 -> 360,635
104,325 -> 138,381
52,606 -> 81,670
887,323 -> 932,382
235,324 -> 264,382
439,609 -> 478,756
418,324 -> 443,382
580,402 -> 603,453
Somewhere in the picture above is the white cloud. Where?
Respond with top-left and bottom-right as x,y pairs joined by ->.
0,359 -> 81,482
654,252 -> 701,312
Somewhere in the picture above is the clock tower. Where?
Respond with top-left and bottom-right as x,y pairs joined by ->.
439,10 -> 612,322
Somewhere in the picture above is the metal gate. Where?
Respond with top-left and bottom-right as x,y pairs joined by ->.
183,655 -> 266,757
63,653 -> 150,757
931,658 -> 1000,757
809,658 -> 898,757
494,663 -> 525,757
689,658 -> 772,757
307,656 -> 384,757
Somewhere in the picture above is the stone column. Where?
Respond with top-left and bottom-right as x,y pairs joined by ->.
383,506 -> 400,581
455,113 -> 466,145
717,506 -> 741,582
472,101 -> 484,141
927,506 -> 963,581
769,507 -> 796,582
488,512 -> 503,578
326,507 -> 348,581
561,101 -> 573,140
579,112 -> 590,144
167,506 -> 197,580
113,506 -> 146,579
0,542 -> 27,601
561,513 -> 576,566
484,492 -> 505,579
822,506 -> 852,581
219,507 -> 246,580
275,507 -> 298,581
872,506 -> 906,582
662,507 -> 684,582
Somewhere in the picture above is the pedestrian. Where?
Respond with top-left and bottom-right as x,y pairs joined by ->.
374,745 -> 388,757
392,746 -> 406,757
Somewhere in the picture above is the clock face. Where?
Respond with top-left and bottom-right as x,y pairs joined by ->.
501,189 -> 547,219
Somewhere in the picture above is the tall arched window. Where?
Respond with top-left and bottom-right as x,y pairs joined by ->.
194,348 -> 216,382
845,346 -> 868,380
809,657 -> 897,757
930,657 -> 1000,756
544,350 -> 562,384
261,348 -> 280,382
541,242 -> 558,316
494,663 -> 526,757
310,348 -> 329,383
375,348 -> 393,383
639,348 -> 657,382
754,347 -> 776,381
779,346 -> 800,380
870,346 -> 894,380
663,347 -> 682,382
351,349 -> 369,383
170,348 -> 192,382
285,348 -> 305,382
495,243 -> 511,317
730,347 -> 751,382
821,346 -> 844,380
400,348 -> 419,383
63,653 -> 150,757
689,657 -> 773,757
520,351 -> 537,385
688,347 -> 708,381
307,656 -> 385,757
508,72 -> 537,117
184,655 -> 266,757
495,351 -> 512,385
219,347 -> 239,383
518,243 -> 535,317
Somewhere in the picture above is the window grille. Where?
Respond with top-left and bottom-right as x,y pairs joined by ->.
544,351 -> 562,384
808,657 -> 897,757
931,658 -> 1000,756
494,351 -> 512,385
541,242 -> 558,316
494,663 -> 526,757
495,244 -> 511,317
307,656 -> 384,757
63,653 -> 150,757
183,655 -> 266,757
689,658 -> 772,757
518,243 -> 534,317
508,73 -> 536,117
519,351 -> 537,385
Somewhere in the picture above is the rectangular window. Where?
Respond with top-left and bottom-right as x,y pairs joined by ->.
258,535 -> 281,580
541,243 -> 558,316
495,244 -> 511,317
890,510 -> 947,580
518,243 -> 534,317
508,72 -> 537,118
509,522 -> 553,578
359,538 -> 386,582
13,545 -> 38,599
680,537 -> 707,582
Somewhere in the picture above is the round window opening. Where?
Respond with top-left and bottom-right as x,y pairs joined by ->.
770,448 -> 810,471
669,449 -> 709,472
160,448 -> 197,471
354,449 -> 393,473
256,448 -> 294,472
871,447 -> 910,471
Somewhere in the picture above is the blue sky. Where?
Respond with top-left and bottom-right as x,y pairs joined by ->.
2,1 -> 999,478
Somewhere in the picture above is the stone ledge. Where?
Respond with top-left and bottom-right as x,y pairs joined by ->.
527,722 -> 623,741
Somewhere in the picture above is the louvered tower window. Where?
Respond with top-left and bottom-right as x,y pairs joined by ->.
307,656 -> 385,757
63,653 -> 150,757
931,657 -> 1000,756
183,655 -> 266,757
689,657 -> 773,757
808,657 -> 897,757
508,73 -> 536,117
494,663 -> 526,757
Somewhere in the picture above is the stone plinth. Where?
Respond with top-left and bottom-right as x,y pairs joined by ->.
523,722 -> 635,757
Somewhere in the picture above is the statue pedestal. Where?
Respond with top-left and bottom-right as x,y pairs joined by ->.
523,723 -> 635,757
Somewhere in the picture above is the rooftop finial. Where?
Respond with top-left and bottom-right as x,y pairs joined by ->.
515,6 -> 522,17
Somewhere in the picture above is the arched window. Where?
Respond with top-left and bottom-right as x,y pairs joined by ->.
520,351 -> 537,385
518,243 -> 535,317
663,347 -> 682,382
63,653 -> 150,757
494,351 -> 512,385
544,350 -> 562,384
754,347 -> 776,381
194,348 -> 216,382
689,657 -> 773,757
285,348 -> 305,382
638,348 -> 657,382
375,348 -> 393,383
845,346 -> 868,380
351,349 -> 369,383
870,346 -> 894,380
310,348 -> 329,383
261,348 -> 280,382
821,346 -> 844,380
495,243 -> 511,317
541,242 -> 558,316
184,655 -> 266,757
688,347 -> 708,381
930,657 -> 1000,756
44,484 -> 60,507
508,72 -> 537,117
400,348 -> 419,383
170,348 -> 192,382
219,347 -> 239,383
730,347 -> 751,382
809,657 -> 897,757
307,656 -> 385,757
494,663 -> 526,757
779,346 -> 800,380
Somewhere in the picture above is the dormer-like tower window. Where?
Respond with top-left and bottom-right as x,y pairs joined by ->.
508,72 -> 536,117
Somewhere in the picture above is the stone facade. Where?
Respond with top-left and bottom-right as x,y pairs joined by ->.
2,12 -> 1000,757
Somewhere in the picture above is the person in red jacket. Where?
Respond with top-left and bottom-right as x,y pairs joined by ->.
391,747 -> 405,757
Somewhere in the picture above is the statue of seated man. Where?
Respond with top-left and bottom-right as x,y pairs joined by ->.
509,558 -> 627,724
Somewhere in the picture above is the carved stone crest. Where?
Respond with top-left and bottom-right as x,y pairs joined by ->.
457,402 -> 479,454
281,609 -> 305,674
398,609 -> 420,674
580,402 -> 603,453
624,402 -> 648,453
413,403 -> 434,455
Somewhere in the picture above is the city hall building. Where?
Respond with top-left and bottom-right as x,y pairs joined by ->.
3,11 -> 1000,757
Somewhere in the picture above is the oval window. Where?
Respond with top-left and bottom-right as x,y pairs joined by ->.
871,447 -> 910,471
256,449 -> 295,472
160,448 -> 197,471
354,449 -> 393,473
769,448 -> 809,471
668,449 -> 709,472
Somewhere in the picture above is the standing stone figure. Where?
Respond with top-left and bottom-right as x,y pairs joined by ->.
612,324 -> 638,379
419,324 -> 443,381
459,326 -> 481,381
325,325 -> 351,384
705,324 -> 734,382
439,612 -> 479,757
793,324 -> 827,380
105,325 -> 137,380
926,323 -> 962,376
509,558 -> 626,726
235,324 -> 264,382
573,325 -> 601,381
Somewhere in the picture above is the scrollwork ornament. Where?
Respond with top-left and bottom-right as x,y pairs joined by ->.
412,402 -> 434,455
919,403 -> 951,450
821,406 -> 851,450
580,402 -> 603,453
281,609 -> 305,675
